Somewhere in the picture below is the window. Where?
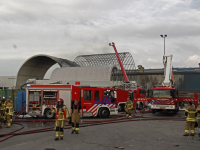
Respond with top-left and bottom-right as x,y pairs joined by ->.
84,90 -> 92,101
152,90 -> 172,98
104,90 -> 114,99
95,91 -> 99,101
139,89 -> 145,94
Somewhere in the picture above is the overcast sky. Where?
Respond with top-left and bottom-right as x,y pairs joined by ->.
0,0 -> 200,78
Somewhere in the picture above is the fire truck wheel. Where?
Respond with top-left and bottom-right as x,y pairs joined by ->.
44,108 -> 55,119
99,108 -> 110,118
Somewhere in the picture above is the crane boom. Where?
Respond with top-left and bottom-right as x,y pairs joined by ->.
109,42 -> 129,82
162,55 -> 173,87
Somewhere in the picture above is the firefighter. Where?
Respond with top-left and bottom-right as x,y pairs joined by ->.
184,102 -> 197,136
5,97 -> 13,128
51,98 -> 69,141
0,97 -> 6,126
70,99 -> 82,134
0,98 -> 1,127
125,98 -> 133,119
196,100 -> 200,136
0,97 -> 2,127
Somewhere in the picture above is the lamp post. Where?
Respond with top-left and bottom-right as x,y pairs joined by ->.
160,34 -> 167,55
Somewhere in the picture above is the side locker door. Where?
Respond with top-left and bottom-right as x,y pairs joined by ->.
81,88 -> 93,116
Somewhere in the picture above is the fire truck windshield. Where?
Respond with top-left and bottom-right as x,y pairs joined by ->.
152,89 -> 172,98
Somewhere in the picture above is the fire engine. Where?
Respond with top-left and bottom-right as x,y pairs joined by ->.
26,81 -> 139,118
149,55 -> 198,114
25,42 -> 143,118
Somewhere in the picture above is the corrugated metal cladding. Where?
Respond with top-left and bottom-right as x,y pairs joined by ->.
176,74 -> 200,91
50,66 -> 117,81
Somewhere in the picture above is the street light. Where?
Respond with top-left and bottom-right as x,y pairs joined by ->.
160,34 -> 167,55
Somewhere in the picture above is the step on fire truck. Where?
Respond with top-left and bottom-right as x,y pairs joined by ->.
149,55 -> 198,114
26,42 -> 143,118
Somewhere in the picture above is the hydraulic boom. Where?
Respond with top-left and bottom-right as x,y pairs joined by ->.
109,42 -> 129,82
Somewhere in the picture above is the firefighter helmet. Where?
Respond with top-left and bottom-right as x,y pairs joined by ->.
58,98 -> 64,103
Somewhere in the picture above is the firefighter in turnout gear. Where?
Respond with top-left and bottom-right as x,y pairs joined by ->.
5,97 -> 13,128
0,97 -> 6,126
51,98 -> 69,141
125,98 -> 133,118
196,100 -> 200,136
0,98 -> 1,127
184,102 -> 197,136
70,99 -> 82,134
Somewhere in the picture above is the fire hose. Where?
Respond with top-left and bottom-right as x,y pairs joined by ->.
0,115 -> 185,143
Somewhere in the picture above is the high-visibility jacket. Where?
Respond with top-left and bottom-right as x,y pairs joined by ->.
0,101 -> 6,111
52,105 -> 69,121
5,101 -> 13,116
125,100 -> 133,111
185,105 -> 196,122
196,105 -> 200,120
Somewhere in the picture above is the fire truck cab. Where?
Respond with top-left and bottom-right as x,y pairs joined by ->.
150,86 -> 179,113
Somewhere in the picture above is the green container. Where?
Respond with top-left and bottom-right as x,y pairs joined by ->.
0,89 -> 25,112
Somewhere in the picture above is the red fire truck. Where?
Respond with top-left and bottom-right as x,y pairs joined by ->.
26,81 -> 140,118
149,55 -> 198,114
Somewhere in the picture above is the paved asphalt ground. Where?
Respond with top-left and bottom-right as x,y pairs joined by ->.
0,111 -> 200,150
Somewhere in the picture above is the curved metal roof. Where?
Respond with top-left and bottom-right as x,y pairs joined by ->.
74,52 -> 136,81
74,52 -> 136,70
50,66 -> 117,81
15,54 -> 79,89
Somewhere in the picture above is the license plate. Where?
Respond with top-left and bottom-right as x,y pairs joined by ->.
33,105 -> 37,107
160,107 -> 165,109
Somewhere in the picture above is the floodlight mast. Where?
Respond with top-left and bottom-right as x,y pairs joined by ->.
109,42 -> 129,82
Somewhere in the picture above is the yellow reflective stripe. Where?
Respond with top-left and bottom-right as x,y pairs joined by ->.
55,132 -> 59,138
75,128 -> 79,131
185,109 -> 189,112
65,108 -> 69,118
185,130 -> 189,133
186,118 -> 196,121
188,111 -> 196,113
55,120 -> 58,126
6,107 -> 13,109
51,109 -> 55,113
191,130 -> 194,133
